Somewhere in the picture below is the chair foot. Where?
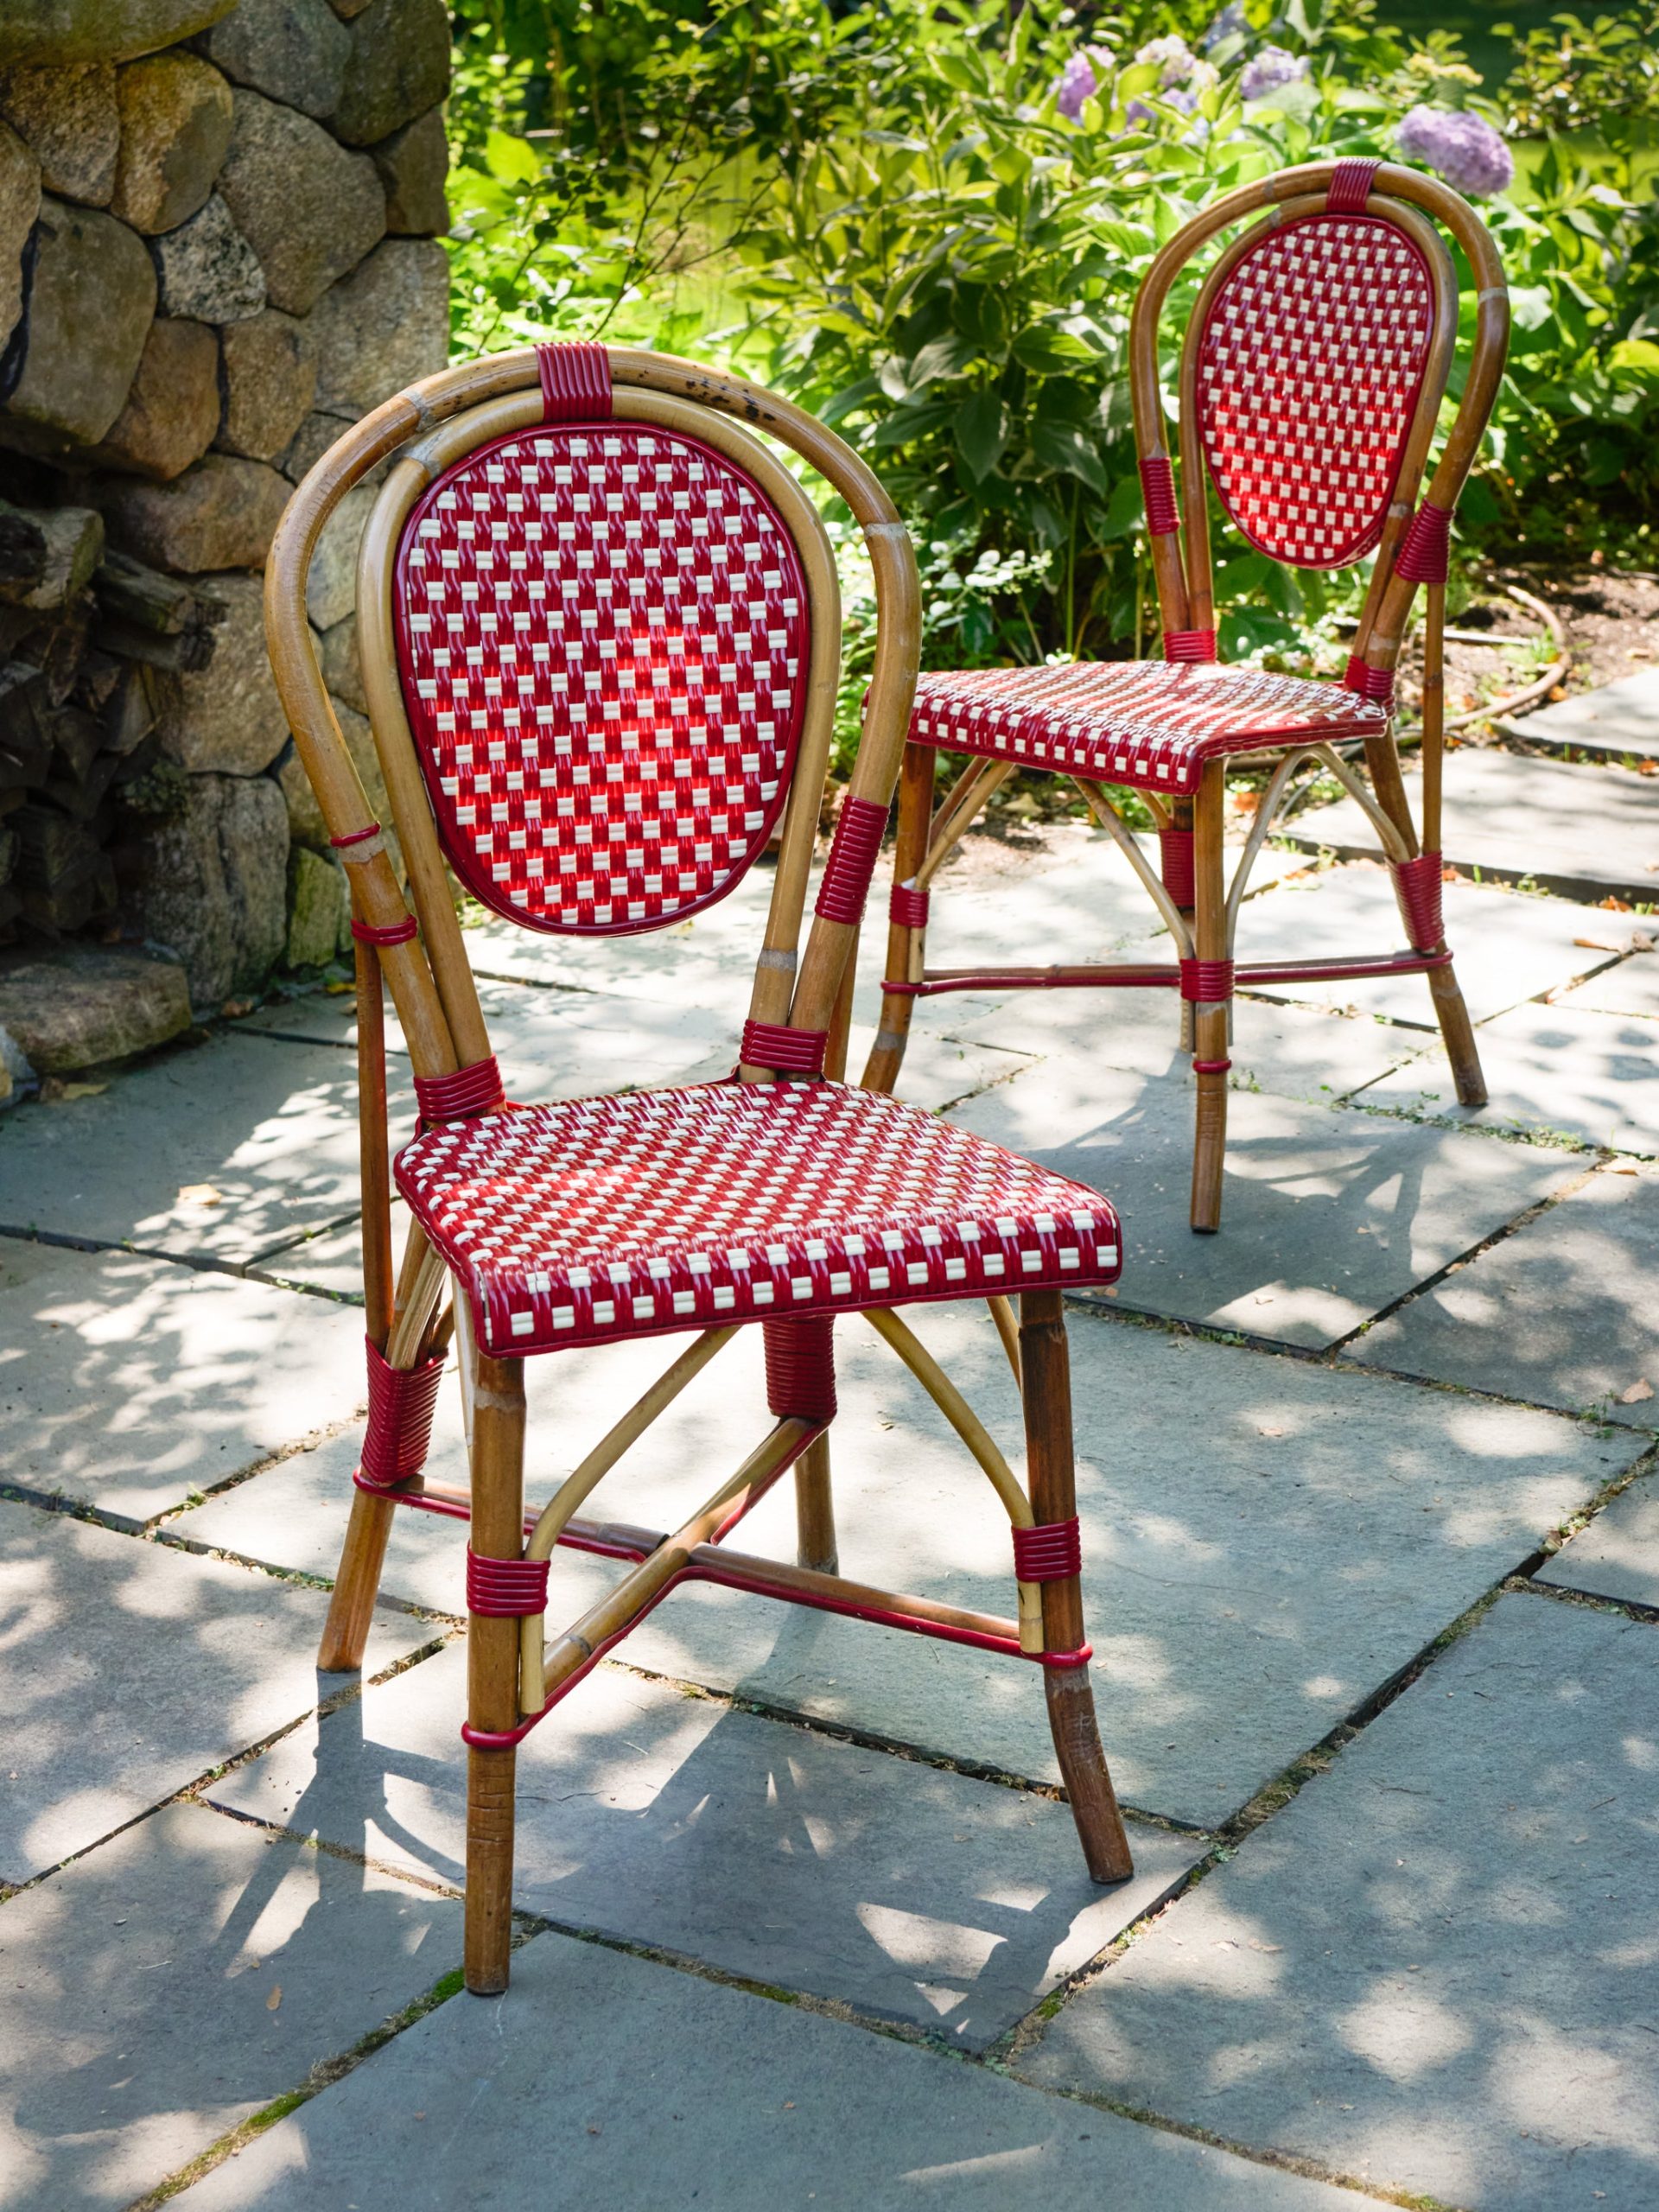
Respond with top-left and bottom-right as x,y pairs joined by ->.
317,1485 -> 397,1672
1427,961 -> 1487,1107
463,1743 -> 517,1995
1190,1060 -> 1227,1233
1046,1663 -> 1134,1884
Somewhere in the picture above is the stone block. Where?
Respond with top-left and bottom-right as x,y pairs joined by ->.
0,1802 -> 463,2212
97,450 -> 289,572
1502,665 -> 1659,761
329,0 -> 449,146
1021,1594 -> 1659,2212
370,103 -> 446,234
283,842 -> 346,968
0,943 -> 188,1071
148,185 -> 263,319
0,3 -> 237,69
122,765 -> 288,1004
0,60 -> 118,204
1538,1465 -> 1659,1608
81,311 -> 219,479
308,238 -> 447,415
0,119 -> 40,347
216,86 -> 383,315
0,1492 -> 429,1874
158,569 -> 288,771
301,471 -> 374,627
316,610 -> 363,711
215,304 -> 314,460
110,49 -> 232,232
276,403 -> 352,483
0,195 -> 155,451
198,0 -> 349,121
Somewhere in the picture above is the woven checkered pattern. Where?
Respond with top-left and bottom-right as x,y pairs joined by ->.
1198,213 -> 1435,569
394,1080 -> 1122,1357
394,425 -> 810,935
908,661 -> 1387,797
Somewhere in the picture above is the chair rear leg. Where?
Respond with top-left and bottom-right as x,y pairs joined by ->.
793,1433 -> 838,1573
1189,764 -> 1230,1234
1020,1289 -> 1133,1885
318,1491 -> 398,1672
863,742 -> 935,1095
1427,962 -> 1487,1106
465,1350 -> 526,1995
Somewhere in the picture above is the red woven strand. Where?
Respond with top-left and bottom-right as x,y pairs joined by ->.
765,1316 -> 836,1422
1138,454 -> 1181,536
889,882 -> 930,930
1344,656 -> 1395,704
466,1548 -> 551,1618
1012,1516 -> 1082,1582
1327,157 -> 1380,213
1159,826 -> 1196,907
1393,850 -> 1446,950
1394,499 -> 1452,586
350,915 -> 418,947
1163,627 -> 1217,664
1179,957 -> 1235,1002
359,1338 -> 446,1489
815,795 -> 889,925
536,341 -> 612,423
740,1020 -> 828,1077
412,1054 -> 505,1124
330,821 -> 381,850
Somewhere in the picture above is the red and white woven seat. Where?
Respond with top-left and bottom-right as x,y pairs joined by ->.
396,1078 -> 1122,1357
908,660 -> 1388,798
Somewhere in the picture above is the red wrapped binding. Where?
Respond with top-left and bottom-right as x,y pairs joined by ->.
1139,454 -> 1181,537
1394,499 -> 1452,586
740,1020 -> 828,1077
765,1316 -> 836,1423
1393,850 -> 1445,950
536,341 -> 612,422
1012,1516 -> 1082,1582
359,1338 -> 446,1489
1192,1058 -> 1232,1074
467,1548 -> 551,1617
1344,656 -> 1395,704
1159,825 -> 1196,907
350,915 -> 418,947
1179,957 -> 1235,1002
890,882 -> 930,930
815,795 -> 889,925
1163,627 -> 1217,664
330,821 -> 381,850
1327,157 -> 1380,213
412,1055 -> 505,1124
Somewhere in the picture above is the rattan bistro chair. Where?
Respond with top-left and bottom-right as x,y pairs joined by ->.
264,342 -> 1137,1997
866,158 -> 1510,1232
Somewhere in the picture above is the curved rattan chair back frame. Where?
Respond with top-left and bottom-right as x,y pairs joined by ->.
1128,159 -> 1509,683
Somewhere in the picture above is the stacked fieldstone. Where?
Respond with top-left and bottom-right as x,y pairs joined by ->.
0,0 -> 450,1035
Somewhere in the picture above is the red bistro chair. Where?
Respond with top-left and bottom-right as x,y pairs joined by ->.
866,158 -> 1510,1231
264,343 -> 1136,1997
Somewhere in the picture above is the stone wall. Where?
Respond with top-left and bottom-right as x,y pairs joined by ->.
0,0 -> 450,1034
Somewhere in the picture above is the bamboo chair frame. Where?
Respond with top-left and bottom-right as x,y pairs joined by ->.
264,346 -> 1135,1998
864,159 -> 1510,1232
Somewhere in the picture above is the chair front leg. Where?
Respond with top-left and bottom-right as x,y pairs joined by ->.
863,741 -> 935,1095
1020,1289 -> 1133,1885
465,1345 -> 526,1995
1189,762 -> 1230,1233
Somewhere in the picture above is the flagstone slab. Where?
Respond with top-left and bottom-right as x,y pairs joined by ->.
0,1802 -> 462,2212
0,1030 -> 411,1263
170,1927 -> 1362,2212
183,1309 -> 1637,1828
1020,1594 -> 1659,2212
0,1497 -> 432,1883
949,1060 -> 1580,1347
1284,748 -> 1659,905
1557,945 -> 1659,1022
1345,1166 -> 1659,1428
1537,1467 -> 1659,1610
1501,665 -> 1659,761
1355,998 -> 1659,1156
0,1236 -> 367,1524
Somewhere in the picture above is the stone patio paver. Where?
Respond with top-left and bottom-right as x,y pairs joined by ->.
0,1802 -> 462,2212
1537,1468 -> 1659,1610
181,1309 -> 1638,1826
209,1641 -> 1200,2048
1557,945 -> 1659,1022
0,1236 -> 367,1524
1346,1164 -> 1659,1428
1020,1592 -> 1659,2212
1502,665 -> 1659,761
0,1496 -> 432,1881
169,1926 -> 1362,2212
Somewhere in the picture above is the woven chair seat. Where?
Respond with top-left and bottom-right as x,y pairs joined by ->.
909,661 -> 1388,798
395,1077 -> 1122,1357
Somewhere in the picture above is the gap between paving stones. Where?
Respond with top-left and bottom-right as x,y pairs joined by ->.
0,1218 -> 367,1311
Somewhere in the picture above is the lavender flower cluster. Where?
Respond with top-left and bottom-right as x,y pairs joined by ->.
1395,105 -> 1516,198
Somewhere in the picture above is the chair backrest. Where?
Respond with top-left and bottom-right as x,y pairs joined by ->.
264,345 -> 919,1102
1129,157 -> 1508,697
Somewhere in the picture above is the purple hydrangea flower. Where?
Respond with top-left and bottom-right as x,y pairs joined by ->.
1203,3 -> 1248,50
1238,44 -> 1308,103
1055,44 -> 1114,121
1395,105 -> 1515,198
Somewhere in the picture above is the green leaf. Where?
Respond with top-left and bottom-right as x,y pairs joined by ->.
483,129 -> 542,188
1097,470 -> 1147,541
954,389 -> 1007,480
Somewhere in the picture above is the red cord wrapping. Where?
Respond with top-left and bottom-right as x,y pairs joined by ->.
1193,1058 -> 1232,1074
740,1020 -> 828,1077
1163,627 -> 1217,664
1139,454 -> 1181,537
330,821 -> 381,850
359,1338 -> 446,1489
1394,499 -> 1452,587
1012,1516 -> 1082,1582
1344,656 -> 1395,704
412,1055 -> 505,1124
1179,957 -> 1235,1002
815,795 -> 889,925
890,882 -> 930,929
536,341 -> 612,422
1327,157 -> 1380,213
467,1548 -> 551,1617
350,915 -> 418,947
1159,826 -> 1196,907
765,1316 -> 837,1423
1393,850 -> 1446,950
